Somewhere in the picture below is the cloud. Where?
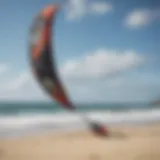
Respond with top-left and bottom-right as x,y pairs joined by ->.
0,64 -> 9,75
125,8 -> 160,28
89,2 -> 112,15
60,49 -> 144,80
1,49 -> 158,103
65,0 -> 112,21
0,70 -> 48,102
6,72 -> 29,91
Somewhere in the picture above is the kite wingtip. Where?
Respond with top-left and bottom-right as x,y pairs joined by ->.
41,3 -> 60,18
90,122 -> 109,137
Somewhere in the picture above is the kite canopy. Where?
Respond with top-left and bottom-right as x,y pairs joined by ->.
28,4 -> 74,110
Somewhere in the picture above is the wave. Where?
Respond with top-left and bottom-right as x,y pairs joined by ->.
0,108 -> 160,138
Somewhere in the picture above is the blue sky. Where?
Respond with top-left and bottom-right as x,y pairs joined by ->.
0,0 -> 159,103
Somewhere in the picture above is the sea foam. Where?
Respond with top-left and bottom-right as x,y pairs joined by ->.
0,108 -> 160,138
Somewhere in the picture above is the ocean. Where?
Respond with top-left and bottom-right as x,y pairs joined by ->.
0,102 -> 160,138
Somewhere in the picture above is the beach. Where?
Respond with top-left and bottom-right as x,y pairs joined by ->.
0,103 -> 159,160
0,124 -> 159,160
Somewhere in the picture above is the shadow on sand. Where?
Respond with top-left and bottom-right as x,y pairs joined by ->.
93,131 -> 128,139
109,131 -> 128,139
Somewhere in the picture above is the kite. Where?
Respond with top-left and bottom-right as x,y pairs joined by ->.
28,4 -> 108,137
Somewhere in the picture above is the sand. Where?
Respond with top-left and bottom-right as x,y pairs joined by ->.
0,124 -> 160,160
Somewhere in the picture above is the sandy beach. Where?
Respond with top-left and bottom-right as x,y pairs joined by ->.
0,124 -> 159,160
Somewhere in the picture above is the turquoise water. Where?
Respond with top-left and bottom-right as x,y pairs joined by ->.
0,102 -> 151,115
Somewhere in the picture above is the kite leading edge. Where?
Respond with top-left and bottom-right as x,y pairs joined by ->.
28,4 -> 74,110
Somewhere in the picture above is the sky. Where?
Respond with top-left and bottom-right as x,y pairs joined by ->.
0,0 -> 159,103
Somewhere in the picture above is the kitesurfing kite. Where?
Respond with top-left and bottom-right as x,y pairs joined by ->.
28,4 -> 108,137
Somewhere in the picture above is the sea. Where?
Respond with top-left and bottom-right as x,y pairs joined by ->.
0,102 -> 160,139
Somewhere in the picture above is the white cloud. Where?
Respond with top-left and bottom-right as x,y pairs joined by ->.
0,64 -> 9,75
89,2 -> 112,15
65,0 -> 86,20
65,0 -> 112,21
125,8 -> 160,28
125,9 -> 150,28
6,72 -> 29,91
60,49 -> 144,80
0,70 -> 48,102
1,49 -> 158,103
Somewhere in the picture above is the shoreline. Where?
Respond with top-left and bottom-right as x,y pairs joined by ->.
1,120 -> 160,140
0,123 -> 160,160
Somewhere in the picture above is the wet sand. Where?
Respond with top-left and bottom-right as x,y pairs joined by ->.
0,124 -> 159,160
